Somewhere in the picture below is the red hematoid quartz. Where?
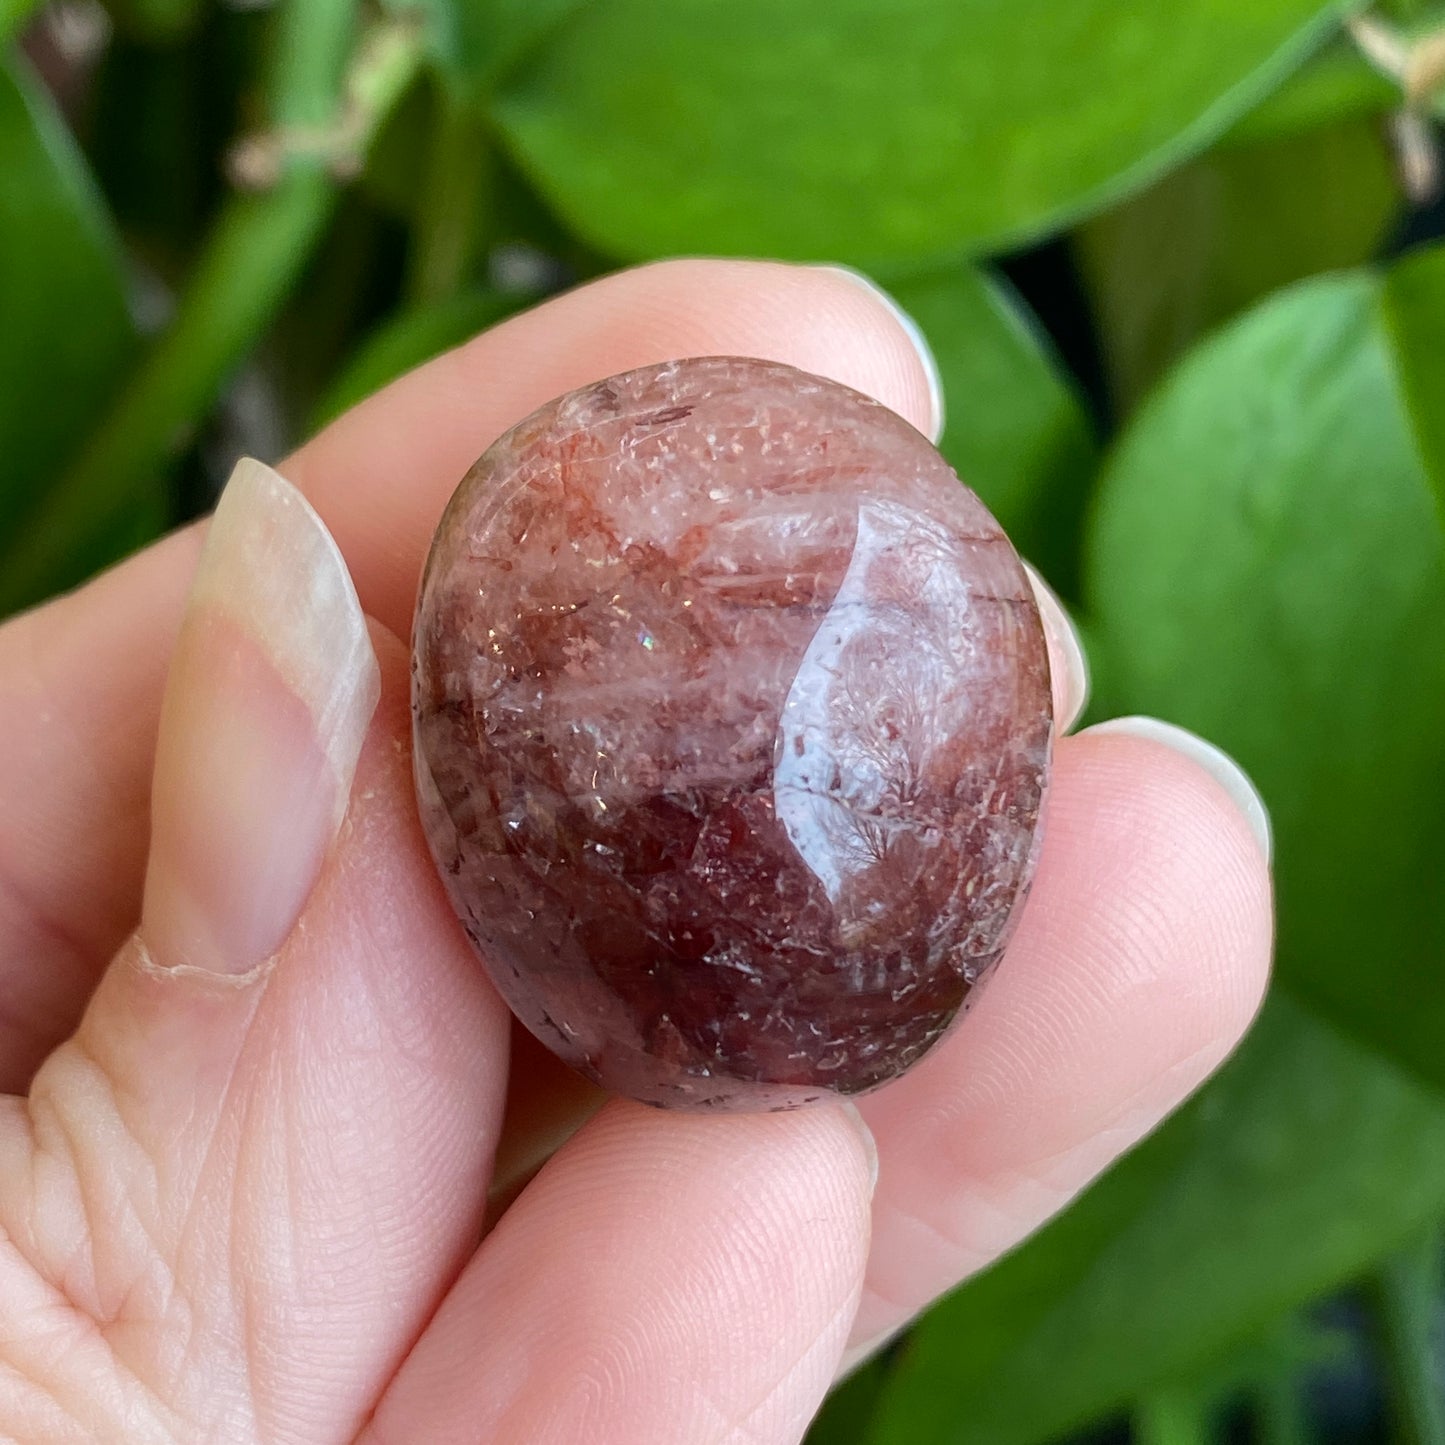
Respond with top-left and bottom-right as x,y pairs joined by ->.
412,357 -> 1052,1110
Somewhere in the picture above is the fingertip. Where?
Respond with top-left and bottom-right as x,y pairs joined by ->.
1067,725 -> 1274,1035
1032,729 -> 1274,1064
804,264 -> 945,439
1082,715 -> 1272,865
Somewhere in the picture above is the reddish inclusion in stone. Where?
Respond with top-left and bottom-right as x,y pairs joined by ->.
412,357 -> 1052,1110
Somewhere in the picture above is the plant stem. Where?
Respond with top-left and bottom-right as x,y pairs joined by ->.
269,0 -> 358,132
406,89 -> 492,305
1371,1230 -> 1445,1445
1134,1387 -> 1215,1445
0,3 -> 424,612
0,173 -> 331,612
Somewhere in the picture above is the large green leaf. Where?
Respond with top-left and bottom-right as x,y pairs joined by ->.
1381,244 -> 1445,527
1223,37 -> 1398,146
862,997 -> 1445,1445
489,0 -> 1351,266
452,0 -> 591,94
386,0 -> 589,98
1087,267 -> 1445,1089
1078,115 -> 1398,410
0,56 -> 136,538
806,1359 -> 891,1445
888,266 -> 1096,593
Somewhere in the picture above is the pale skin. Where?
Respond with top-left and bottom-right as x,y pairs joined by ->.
0,260 -> 1273,1444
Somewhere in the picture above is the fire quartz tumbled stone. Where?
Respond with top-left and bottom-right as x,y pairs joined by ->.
411,356 -> 1053,1110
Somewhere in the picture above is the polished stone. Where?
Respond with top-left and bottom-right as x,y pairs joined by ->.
412,357 -> 1052,1110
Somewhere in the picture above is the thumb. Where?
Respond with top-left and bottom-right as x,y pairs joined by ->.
74,457 -> 379,1124
0,460 -> 511,1441
142,456 -> 379,986
0,459 -> 382,1437
14,455 -> 378,1172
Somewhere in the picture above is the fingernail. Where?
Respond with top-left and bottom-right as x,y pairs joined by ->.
1083,716 -> 1273,865
838,1100 -> 880,1197
817,265 -> 946,443
140,458 -> 380,979
1023,562 -> 1090,731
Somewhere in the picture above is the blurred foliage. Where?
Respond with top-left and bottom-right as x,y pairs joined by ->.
1077,115 -> 1398,409
3,1 -> 1445,1442
887,266 -> 1097,593
1222,35 -> 1402,143
0,53 -> 136,540
490,0 -> 1354,265
1089,264 -> 1445,1094
1384,244 -> 1445,525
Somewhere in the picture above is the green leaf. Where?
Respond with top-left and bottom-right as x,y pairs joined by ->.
0,55 -> 136,538
804,1357 -> 889,1445
315,287 -> 531,426
0,171 -> 335,615
489,0 -> 1352,266
404,85 -> 494,304
1086,268 -> 1445,1089
864,997 -> 1445,1445
450,0 -> 593,92
393,0 -> 590,97
0,5 -> 423,614
360,67 -> 437,220
887,266 -> 1096,593
1223,37 -> 1398,147
1078,115 -> 1398,411
1381,244 -> 1445,528
1134,1388 -> 1217,1445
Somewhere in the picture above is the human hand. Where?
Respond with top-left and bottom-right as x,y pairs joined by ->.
0,261 -> 1272,1443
